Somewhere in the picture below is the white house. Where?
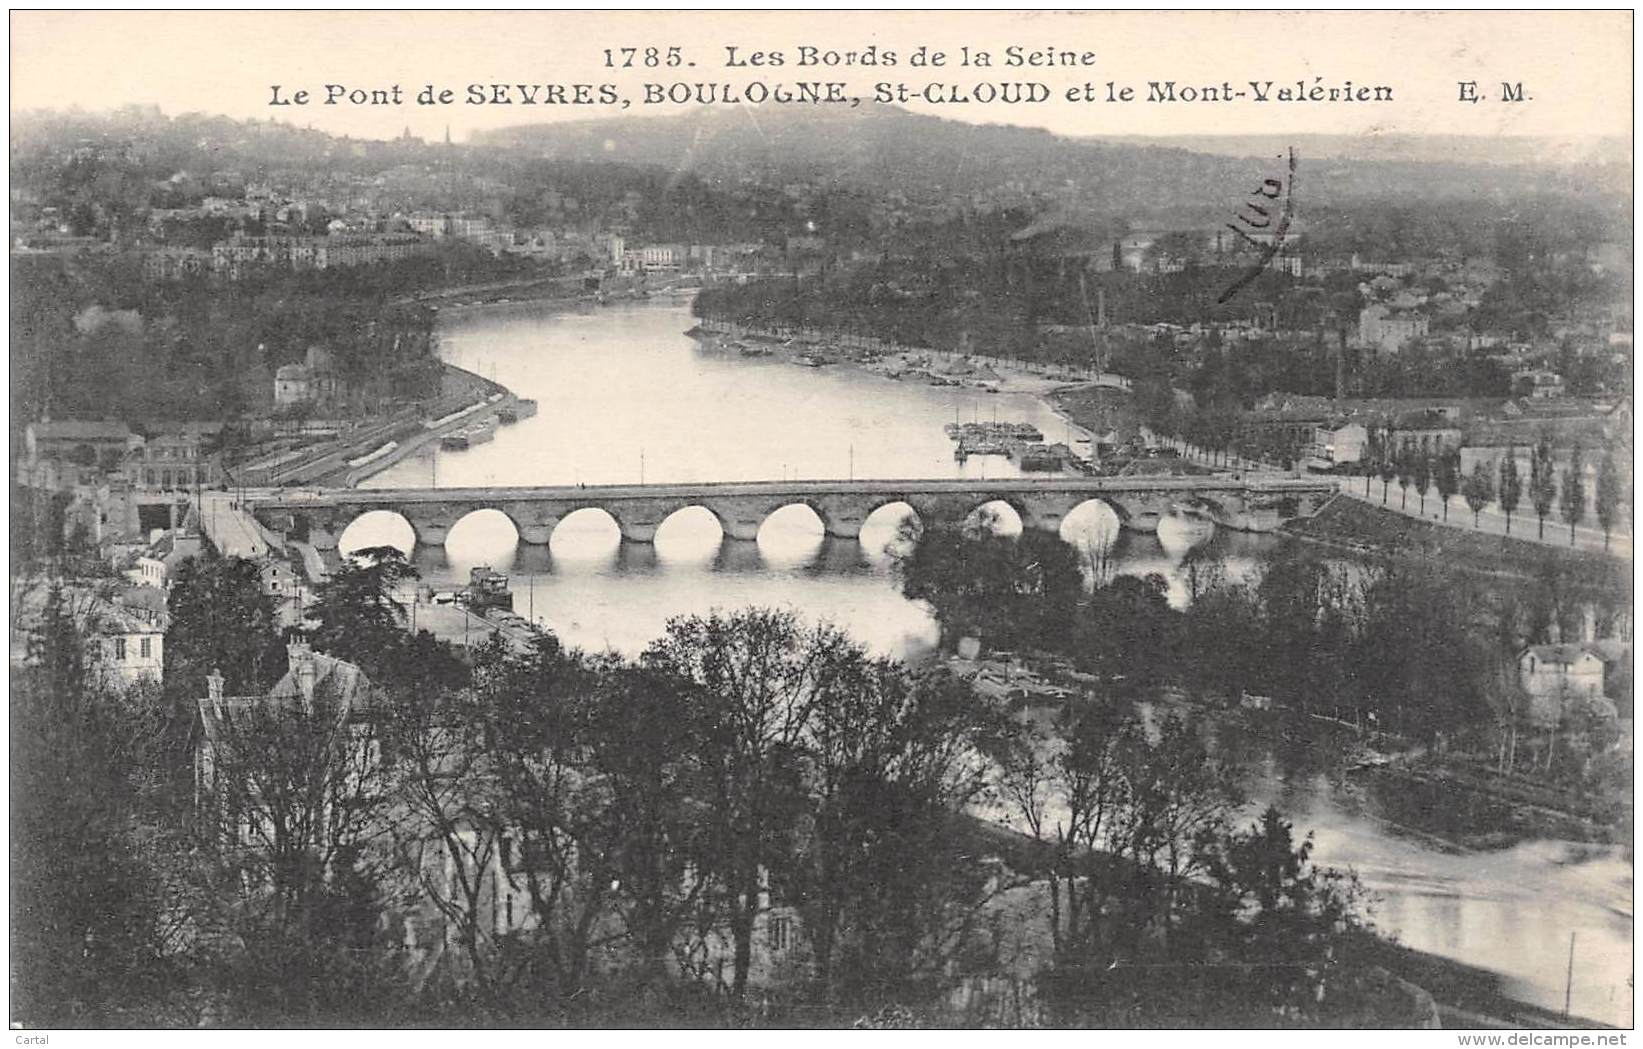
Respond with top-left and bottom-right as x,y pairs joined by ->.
1518,644 -> 1607,725
1311,421 -> 1369,467
87,606 -> 165,690
120,553 -> 168,589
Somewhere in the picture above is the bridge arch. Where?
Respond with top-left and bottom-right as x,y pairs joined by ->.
1058,497 -> 1125,551
445,507 -> 522,560
548,507 -> 623,558
654,504 -> 728,556
337,508 -> 419,556
966,498 -> 1025,536
860,499 -> 922,544
757,501 -> 829,542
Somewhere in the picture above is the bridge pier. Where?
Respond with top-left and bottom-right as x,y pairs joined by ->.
824,518 -> 863,540
618,520 -> 661,544
413,523 -> 451,547
518,522 -> 558,545
1121,513 -> 1161,534
307,527 -> 339,552
1021,511 -> 1066,534
721,517 -> 763,542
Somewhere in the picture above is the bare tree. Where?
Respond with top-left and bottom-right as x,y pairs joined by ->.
383,688 -> 509,995
193,669 -> 397,1010
642,608 -> 858,998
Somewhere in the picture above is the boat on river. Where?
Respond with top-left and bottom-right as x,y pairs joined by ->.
459,565 -> 513,613
497,398 -> 538,424
441,417 -> 497,450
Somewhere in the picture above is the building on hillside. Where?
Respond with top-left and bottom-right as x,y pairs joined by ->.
259,558 -> 300,600
1386,410 -> 1464,456
212,232 -> 432,278
147,530 -> 206,578
274,345 -> 343,408
143,247 -> 212,281
10,588 -> 165,690
626,243 -> 684,271
405,212 -> 449,237
195,642 -> 375,835
1518,644 -> 1610,725
1310,421 -> 1369,467
126,422 -> 223,491
85,603 -> 165,690
1513,369 -> 1567,399
1357,305 -> 1429,356
119,552 -> 167,589
23,420 -> 138,471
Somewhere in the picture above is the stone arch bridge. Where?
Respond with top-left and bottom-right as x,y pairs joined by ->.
244,476 -> 1338,551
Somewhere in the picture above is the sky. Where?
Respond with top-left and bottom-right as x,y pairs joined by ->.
10,10 -> 1633,145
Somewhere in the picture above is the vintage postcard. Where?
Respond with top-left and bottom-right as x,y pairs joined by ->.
7,9 -> 1633,1037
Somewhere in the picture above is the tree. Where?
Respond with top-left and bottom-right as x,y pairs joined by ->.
1073,573 -> 1177,681
1395,449 -> 1414,510
1255,550 -> 1346,706
1051,703 -> 1143,958
1595,444 -> 1626,550
1376,427 -> 1398,504
990,721 -> 1064,951
799,663 -> 1003,996
12,599 -> 178,1025
1120,714 -> 1241,952
1413,454 -> 1432,516
1529,437 -> 1558,540
894,513 -> 1083,651
473,634 -> 617,997
165,553 -> 286,699
306,545 -> 418,679
1560,442 -> 1586,546
192,658 -> 397,1022
1206,807 -> 1365,1013
1352,567 -> 1491,738
1498,446 -> 1523,535
579,663 -> 712,989
1434,449 -> 1460,521
382,686 -> 510,997
641,608 -> 856,997
1362,430 -> 1381,496
1463,458 -> 1496,528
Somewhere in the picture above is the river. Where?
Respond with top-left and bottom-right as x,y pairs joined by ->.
350,299 -> 1631,1026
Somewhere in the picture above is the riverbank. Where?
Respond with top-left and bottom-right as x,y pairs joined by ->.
1279,494 -> 1627,591
290,361 -> 516,489
393,272 -> 585,309
691,321 -> 1109,453
993,663 -> 1630,1025
1027,658 -> 1630,852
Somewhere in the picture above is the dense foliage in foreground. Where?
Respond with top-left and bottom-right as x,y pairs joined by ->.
11,548 -> 1397,1027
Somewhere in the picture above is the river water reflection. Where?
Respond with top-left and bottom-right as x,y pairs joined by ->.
350,300 -> 1630,1025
